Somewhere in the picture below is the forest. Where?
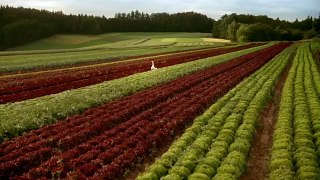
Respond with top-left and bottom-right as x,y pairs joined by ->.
0,6 -> 319,50
212,13 -> 320,42
0,6 -> 212,49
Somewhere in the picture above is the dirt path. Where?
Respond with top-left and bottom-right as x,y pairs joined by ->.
240,61 -> 292,180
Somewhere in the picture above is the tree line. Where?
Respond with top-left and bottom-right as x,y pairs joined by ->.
0,6 -> 213,50
213,13 -> 320,42
1,6 -> 320,50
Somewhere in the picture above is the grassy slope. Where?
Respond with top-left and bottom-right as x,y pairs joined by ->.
9,32 -> 215,51
0,33 -> 233,73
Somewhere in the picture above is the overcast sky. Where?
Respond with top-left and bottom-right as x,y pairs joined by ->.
1,0 -> 319,21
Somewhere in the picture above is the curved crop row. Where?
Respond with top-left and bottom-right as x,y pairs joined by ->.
0,43 -> 272,142
0,43 -> 262,104
269,43 -> 320,179
137,43 -> 295,180
309,41 -> 320,95
0,43 -> 290,179
0,43 -> 227,73
310,39 -> 320,58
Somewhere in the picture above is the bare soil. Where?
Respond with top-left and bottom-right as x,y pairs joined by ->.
240,61 -> 292,180
124,135 -> 181,180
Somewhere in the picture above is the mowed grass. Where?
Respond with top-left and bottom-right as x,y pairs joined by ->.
10,32 -> 215,51
0,32 -> 233,73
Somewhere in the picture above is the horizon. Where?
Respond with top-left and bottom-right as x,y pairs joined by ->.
0,0 -> 319,22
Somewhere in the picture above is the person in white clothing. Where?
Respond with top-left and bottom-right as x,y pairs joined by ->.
151,61 -> 157,70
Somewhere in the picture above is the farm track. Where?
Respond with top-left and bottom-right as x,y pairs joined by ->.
0,43 -> 290,179
0,43 -> 262,104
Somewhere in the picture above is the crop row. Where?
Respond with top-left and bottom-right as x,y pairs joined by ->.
0,44 -> 235,84
0,43 -> 272,142
137,42 -> 294,180
0,43 -> 262,104
269,43 -> 320,179
310,39 -> 320,58
0,43 -> 226,73
310,40 -> 320,95
0,43 -> 290,179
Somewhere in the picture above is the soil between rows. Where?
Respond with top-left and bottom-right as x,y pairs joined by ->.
0,43 -> 290,179
240,59 -> 293,180
124,135 -> 181,180
125,44 -> 293,180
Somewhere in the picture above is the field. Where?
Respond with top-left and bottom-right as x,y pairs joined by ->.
9,33 -> 217,51
0,33 -> 320,179
0,33 -> 233,73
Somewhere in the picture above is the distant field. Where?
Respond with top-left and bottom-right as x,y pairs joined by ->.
9,32 -> 218,51
0,33 -> 233,73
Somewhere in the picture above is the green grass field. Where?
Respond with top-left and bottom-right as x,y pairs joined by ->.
9,32 -> 221,51
0,33 -> 233,73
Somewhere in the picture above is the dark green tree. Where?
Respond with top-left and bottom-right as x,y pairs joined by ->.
313,14 -> 320,36
227,20 -> 240,42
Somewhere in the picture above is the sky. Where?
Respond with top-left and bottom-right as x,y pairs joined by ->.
1,0 -> 319,21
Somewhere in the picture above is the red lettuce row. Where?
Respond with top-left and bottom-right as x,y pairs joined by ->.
0,43 -> 262,104
0,43 -> 290,179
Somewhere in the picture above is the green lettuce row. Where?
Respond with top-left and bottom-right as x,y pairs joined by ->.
309,40 -> 320,96
214,46 -> 295,180
307,43 -> 320,96
137,43 -> 294,180
269,43 -> 320,180
137,59 -> 272,179
0,43 -> 273,142
269,46 -> 296,179
310,39 -> 320,61
0,45 -> 224,73
136,84 -> 248,180
304,45 -> 320,166
210,44 -> 295,180
159,75 -> 258,180
166,55 -> 281,180
294,43 -> 320,179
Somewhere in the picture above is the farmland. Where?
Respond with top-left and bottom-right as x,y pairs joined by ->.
0,43 -> 261,104
0,31 -> 320,180
0,33 -> 231,73
269,42 -> 320,179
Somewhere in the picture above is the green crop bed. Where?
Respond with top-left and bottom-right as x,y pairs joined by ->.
0,43 -> 272,142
